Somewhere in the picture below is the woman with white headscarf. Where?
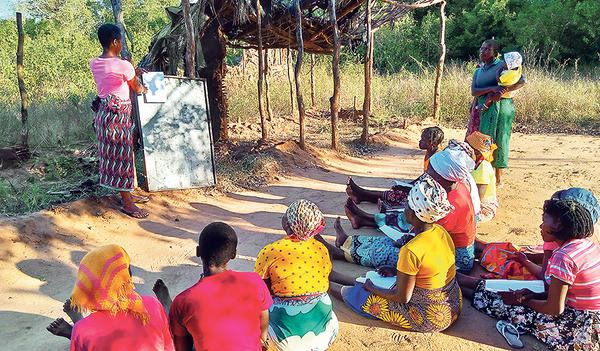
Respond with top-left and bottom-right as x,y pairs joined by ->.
326,148 -> 477,273
329,175 -> 462,332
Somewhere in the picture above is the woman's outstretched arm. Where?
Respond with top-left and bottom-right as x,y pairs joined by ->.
363,271 -> 416,304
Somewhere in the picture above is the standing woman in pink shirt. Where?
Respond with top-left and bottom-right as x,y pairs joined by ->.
90,24 -> 149,218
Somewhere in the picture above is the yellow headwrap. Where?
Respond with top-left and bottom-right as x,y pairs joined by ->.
70,244 -> 149,323
466,131 -> 498,163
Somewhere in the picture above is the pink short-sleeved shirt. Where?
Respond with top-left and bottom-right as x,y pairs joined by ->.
89,56 -> 135,100
546,238 -> 600,310
169,271 -> 273,351
70,295 -> 174,351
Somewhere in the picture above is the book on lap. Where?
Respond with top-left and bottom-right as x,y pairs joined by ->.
356,270 -> 397,289
484,279 -> 545,293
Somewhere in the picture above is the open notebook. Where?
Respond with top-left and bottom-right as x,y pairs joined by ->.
484,279 -> 545,293
379,225 -> 414,242
355,270 -> 397,289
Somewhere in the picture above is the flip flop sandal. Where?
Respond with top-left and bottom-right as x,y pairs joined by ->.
132,195 -> 150,203
496,320 -> 523,349
120,208 -> 149,219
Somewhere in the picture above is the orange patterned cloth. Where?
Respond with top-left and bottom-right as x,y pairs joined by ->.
70,244 -> 149,323
480,242 -> 537,280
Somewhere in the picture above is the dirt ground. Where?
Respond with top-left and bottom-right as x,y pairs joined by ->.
1,120 -> 599,351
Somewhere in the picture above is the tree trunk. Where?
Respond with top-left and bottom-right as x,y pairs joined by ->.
182,0 -> 196,78
110,0 -> 131,61
361,0 -> 373,144
433,1 -> 447,122
287,45 -> 295,115
294,0 -> 306,150
265,48 -> 273,122
257,0 -> 267,141
310,53 -> 316,108
329,0 -> 340,150
16,12 -> 29,155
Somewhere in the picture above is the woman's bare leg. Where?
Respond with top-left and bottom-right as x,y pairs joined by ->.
329,270 -> 357,286
346,177 -> 384,204
329,282 -> 345,300
456,272 -> 480,300
314,232 -> 346,261
345,199 -> 377,229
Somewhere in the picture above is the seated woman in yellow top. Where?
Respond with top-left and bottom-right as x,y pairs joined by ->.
330,174 -> 462,332
254,199 -> 338,351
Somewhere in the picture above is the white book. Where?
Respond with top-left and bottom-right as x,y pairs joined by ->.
356,270 -> 397,289
379,225 -> 413,242
484,279 -> 545,293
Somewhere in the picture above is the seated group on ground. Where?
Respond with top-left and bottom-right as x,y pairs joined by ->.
46,127 -> 600,351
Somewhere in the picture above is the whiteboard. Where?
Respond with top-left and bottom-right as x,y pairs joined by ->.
135,76 -> 216,191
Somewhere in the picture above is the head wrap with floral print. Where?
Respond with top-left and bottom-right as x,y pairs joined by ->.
408,174 -> 454,223
285,199 -> 326,241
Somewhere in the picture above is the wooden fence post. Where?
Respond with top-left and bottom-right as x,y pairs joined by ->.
16,12 -> 29,155
433,0 -> 447,122
294,0 -> 306,150
182,0 -> 196,78
265,48 -> 273,122
310,53 -> 316,108
287,44 -> 295,115
329,0 -> 340,151
257,0 -> 267,141
361,0 -> 373,144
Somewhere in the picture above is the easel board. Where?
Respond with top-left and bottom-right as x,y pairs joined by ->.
135,76 -> 216,191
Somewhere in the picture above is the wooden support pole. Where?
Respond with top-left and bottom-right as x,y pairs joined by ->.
329,0 -> 340,151
265,48 -> 273,122
110,0 -> 131,61
182,0 -> 196,78
310,53 -> 316,108
287,43 -> 295,115
361,0 -> 373,144
257,0 -> 267,140
433,0 -> 446,122
294,0 -> 306,150
16,12 -> 29,154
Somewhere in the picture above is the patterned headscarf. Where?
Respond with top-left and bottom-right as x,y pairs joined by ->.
408,174 -> 454,223
285,199 -> 325,241
70,245 -> 149,323
504,51 -> 522,70
466,131 -> 498,163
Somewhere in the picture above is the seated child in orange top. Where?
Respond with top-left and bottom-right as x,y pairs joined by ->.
346,126 -> 444,209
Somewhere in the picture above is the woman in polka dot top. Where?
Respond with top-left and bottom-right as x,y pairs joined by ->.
255,199 -> 339,351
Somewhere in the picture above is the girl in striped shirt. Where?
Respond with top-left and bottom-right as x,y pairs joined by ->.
463,198 -> 600,350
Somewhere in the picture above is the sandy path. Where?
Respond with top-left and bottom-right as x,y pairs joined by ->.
1,124 -> 599,350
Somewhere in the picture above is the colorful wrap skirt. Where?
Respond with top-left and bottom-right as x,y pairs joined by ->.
478,195 -> 499,223
342,278 -> 462,332
473,280 -> 600,350
268,292 -> 339,351
341,235 -> 474,273
478,97 -> 515,169
93,94 -> 135,191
